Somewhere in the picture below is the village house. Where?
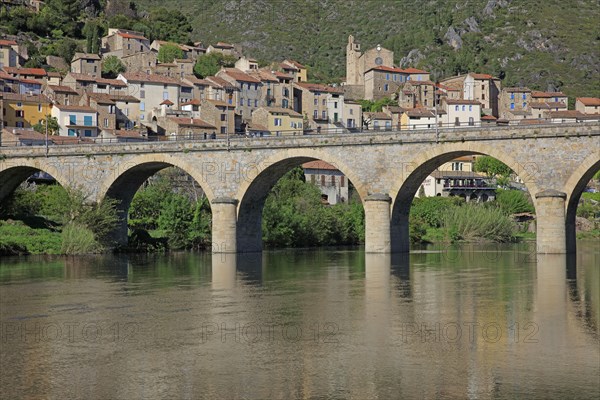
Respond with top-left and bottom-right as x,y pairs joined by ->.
251,106 -> 303,136
419,170 -> 495,202
71,53 -> 101,77
217,68 -> 263,126
2,66 -> 46,82
162,117 -> 217,139
530,91 -> 568,118
292,82 -> 344,130
280,60 -> 307,82
120,51 -> 158,75
44,85 -> 80,106
235,56 -> 259,72
382,105 -> 406,129
548,110 -> 599,123
441,98 -> 482,127
364,111 -> 392,130
343,100 -> 362,130
248,69 -> 282,108
0,39 -> 20,68
0,92 -> 52,128
200,99 -> 237,135
303,161 -> 349,205
117,73 -> 181,123
101,29 -> 151,58
62,73 -> 128,96
1,127 -> 47,146
462,73 -> 502,117
81,92 -> 117,133
400,108 -> 437,130
575,97 -> 600,114
499,87 -> 532,121
206,42 -> 237,57
51,104 -> 98,137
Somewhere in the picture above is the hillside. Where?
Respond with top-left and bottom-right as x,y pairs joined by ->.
134,0 -> 600,98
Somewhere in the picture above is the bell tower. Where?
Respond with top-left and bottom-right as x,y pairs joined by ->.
346,35 -> 362,85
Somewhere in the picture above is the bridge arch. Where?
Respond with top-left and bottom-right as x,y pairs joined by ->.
0,159 -> 73,202
563,153 -> 600,253
389,142 -> 543,252
97,153 -> 217,245
234,148 -> 369,252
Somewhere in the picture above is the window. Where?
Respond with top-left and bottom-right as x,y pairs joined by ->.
523,102 -> 527,108
482,93 -> 485,100
16,121 -> 24,128
247,99 -> 251,106
322,99 -> 326,106
384,84 -> 389,91
283,88 -> 289,97
68,129 -> 76,136
469,117 -> 474,126
455,105 -> 459,111
109,105 -> 115,114
104,118 -> 108,127
322,110 -> 326,119
84,130 -> 92,137
124,108 -> 129,116
510,93 -> 515,100
334,102 -> 338,109
321,175 -> 325,186
127,43 -> 131,50
424,99 -> 428,106
38,104 -> 42,112
140,102 -> 145,111
313,110 -> 318,119
510,103 -> 515,110
140,83 -> 145,88
314,98 -> 318,105
455,117 -> 460,126
522,94 -> 526,100
393,74 -> 397,81
282,99 -> 289,108
349,108 -> 353,115
469,105 -> 472,111
163,91 -> 168,100
221,126 -> 226,134
340,176 -> 345,187
240,97 -> 244,106
16,102 -> 22,107
247,83 -> 251,90
221,114 -> 226,121
83,116 -> 92,126
386,73 -> 390,80
331,175 -> 336,187
140,114 -> 144,120
462,105 -> 466,111
254,99 -> 258,107
374,120 -> 379,128
69,114 -> 76,124
255,84 -> 258,90
274,118 -> 282,126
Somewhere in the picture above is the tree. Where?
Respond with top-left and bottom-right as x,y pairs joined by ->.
193,53 -> 236,78
101,55 -> 126,78
158,43 -> 184,63
146,8 -> 192,43
473,156 -> 513,178
33,116 -> 59,136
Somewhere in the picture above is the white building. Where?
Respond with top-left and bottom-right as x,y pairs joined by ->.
442,98 -> 482,127
51,104 -> 98,137
303,160 -> 349,205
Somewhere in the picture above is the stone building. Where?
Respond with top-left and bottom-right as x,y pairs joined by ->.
292,82 -> 343,129
199,99 -> 236,135
120,51 -> 158,75
419,170 -> 495,202
499,87 -> 532,121
71,53 -> 101,77
0,39 -> 20,68
44,85 -> 80,106
162,117 -> 216,138
117,73 -> 181,123
251,106 -> 303,136
217,68 -> 263,124
235,56 -> 259,72
101,29 -> 150,58
345,35 -> 394,87
463,73 -> 501,117
303,160 -> 349,205
575,97 -> 600,114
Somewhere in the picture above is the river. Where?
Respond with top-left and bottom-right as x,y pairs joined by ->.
0,241 -> 598,399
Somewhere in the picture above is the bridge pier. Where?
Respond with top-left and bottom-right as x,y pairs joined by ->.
211,197 -> 239,253
535,190 -> 567,254
365,193 -> 392,253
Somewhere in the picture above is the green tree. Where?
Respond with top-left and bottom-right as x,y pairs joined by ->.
146,7 -> 192,43
101,55 -> 126,78
193,53 -> 236,78
33,116 -> 59,136
473,156 -> 513,178
158,43 -> 184,63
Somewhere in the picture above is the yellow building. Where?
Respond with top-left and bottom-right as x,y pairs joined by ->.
1,93 -> 52,129
252,106 -> 303,136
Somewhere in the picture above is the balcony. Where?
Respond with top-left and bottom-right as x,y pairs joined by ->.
65,118 -> 96,128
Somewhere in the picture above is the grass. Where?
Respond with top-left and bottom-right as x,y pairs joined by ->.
0,219 -> 63,254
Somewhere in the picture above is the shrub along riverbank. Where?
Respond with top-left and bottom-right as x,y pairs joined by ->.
3,168 -> 596,256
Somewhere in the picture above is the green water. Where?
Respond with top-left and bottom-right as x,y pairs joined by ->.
0,242 -> 598,399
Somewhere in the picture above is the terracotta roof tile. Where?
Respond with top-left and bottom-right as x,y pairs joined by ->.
295,82 -> 343,94
222,68 -> 262,83
302,161 -> 338,170
531,91 -> 566,98
121,73 -> 181,85
169,117 -> 215,129
3,67 -> 47,76
577,97 -> 600,106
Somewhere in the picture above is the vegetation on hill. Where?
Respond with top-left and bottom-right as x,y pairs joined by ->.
134,0 -> 599,97
1,1 -> 597,98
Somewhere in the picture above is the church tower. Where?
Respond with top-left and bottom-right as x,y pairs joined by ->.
346,35 -> 362,85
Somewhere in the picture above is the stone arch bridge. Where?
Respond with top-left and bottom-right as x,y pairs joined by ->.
1,123 -> 599,254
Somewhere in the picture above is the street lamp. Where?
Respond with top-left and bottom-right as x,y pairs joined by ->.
225,87 -> 234,151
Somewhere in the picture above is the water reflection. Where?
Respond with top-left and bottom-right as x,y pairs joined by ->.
0,243 -> 598,399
